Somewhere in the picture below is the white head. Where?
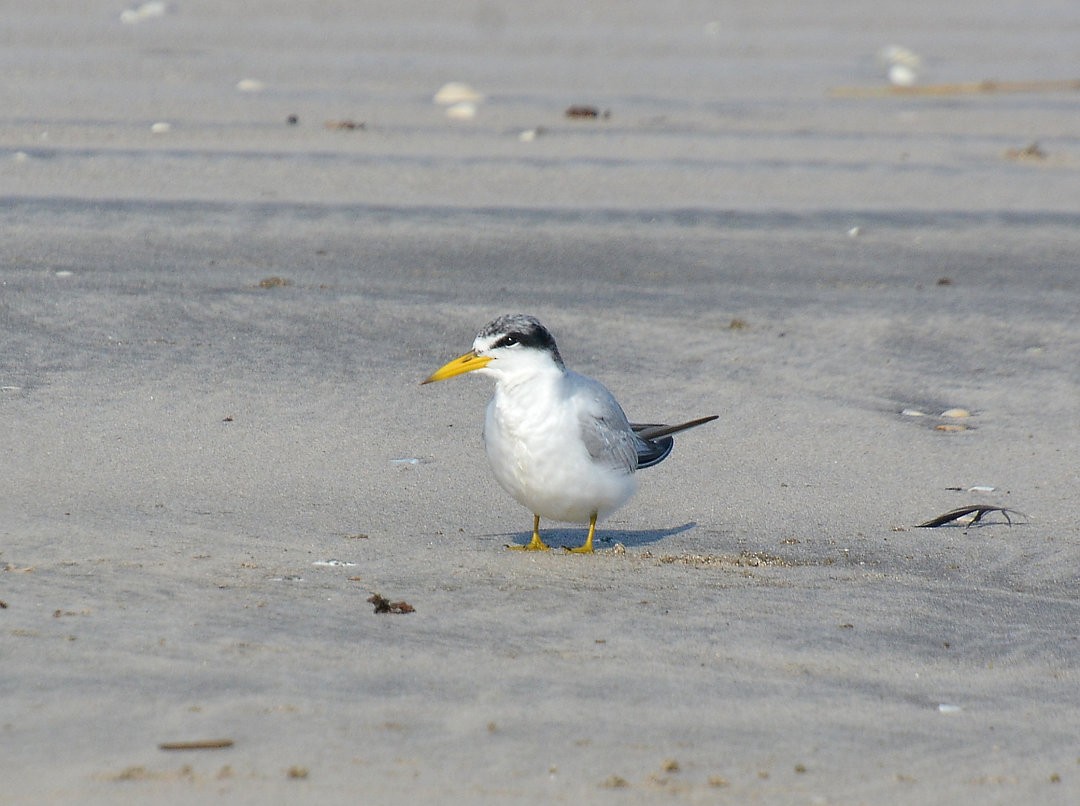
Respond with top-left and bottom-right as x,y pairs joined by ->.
423,314 -> 565,386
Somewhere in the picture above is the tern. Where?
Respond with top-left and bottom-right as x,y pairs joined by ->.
423,314 -> 717,553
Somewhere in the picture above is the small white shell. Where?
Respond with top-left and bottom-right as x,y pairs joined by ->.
150,121 -> 171,134
878,45 -> 922,86
236,78 -> 265,93
941,408 -> 971,419
120,1 -> 167,24
445,101 -> 477,120
434,82 -> 485,106
878,45 -> 922,69
888,64 -> 918,87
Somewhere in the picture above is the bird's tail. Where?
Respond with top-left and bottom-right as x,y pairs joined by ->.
631,415 -> 718,442
632,415 -> 718,470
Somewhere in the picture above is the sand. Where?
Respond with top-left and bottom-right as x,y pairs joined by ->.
2,2 -> 1079,804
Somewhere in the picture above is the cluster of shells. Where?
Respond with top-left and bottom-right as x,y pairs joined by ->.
433,82 -> 486,121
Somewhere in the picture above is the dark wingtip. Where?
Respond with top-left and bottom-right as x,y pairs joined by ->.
636,435 -> 674,469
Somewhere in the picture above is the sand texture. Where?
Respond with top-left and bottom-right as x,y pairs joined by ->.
3,2 -> 1079,803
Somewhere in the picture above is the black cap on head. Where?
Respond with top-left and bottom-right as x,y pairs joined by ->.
477,314 -> 564,367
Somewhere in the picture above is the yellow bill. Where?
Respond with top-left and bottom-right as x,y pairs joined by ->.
422,351 -> 492,384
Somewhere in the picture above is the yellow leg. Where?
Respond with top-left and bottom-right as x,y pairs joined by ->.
508,514 -> 551,551
566,513 -> 598,554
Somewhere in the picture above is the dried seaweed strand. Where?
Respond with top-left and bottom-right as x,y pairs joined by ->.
830,79 -> 1080,99
368,593 -> 415,614
916,505 -> 1021,528
159,739 -> 234,751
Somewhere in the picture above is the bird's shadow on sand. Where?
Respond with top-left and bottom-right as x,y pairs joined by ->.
493,522 -> 697,550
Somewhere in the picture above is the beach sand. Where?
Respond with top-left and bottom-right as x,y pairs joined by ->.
2,2 -> 1079,803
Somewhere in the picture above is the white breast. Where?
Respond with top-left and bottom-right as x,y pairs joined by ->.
482,373 -> 637,524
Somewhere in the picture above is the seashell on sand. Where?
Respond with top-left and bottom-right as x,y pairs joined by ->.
445,101 -> 477,120
940,408 -> 971,419
434,82 -> 485,106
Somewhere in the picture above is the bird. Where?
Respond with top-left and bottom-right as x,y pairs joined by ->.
422,314 -> 717,553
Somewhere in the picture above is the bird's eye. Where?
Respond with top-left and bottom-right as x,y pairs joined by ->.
497,334 -> 519,348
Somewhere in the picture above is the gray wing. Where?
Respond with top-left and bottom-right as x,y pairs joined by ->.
570,372 -> 639,474
579,412 -> 640,474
